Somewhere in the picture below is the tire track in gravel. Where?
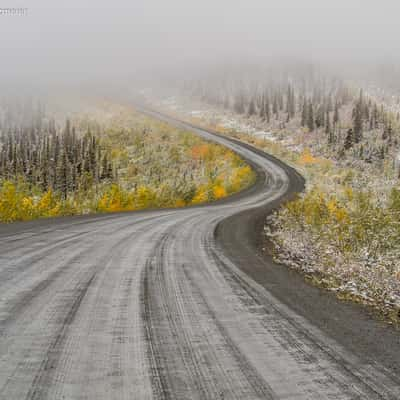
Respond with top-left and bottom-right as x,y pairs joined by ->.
36,213 -> 181,400
0,213 -> 129,246
141,217 -> 216,400
0,215 -> 165,338
25,273 -> 96,400
0,214 -> 174,400
141,213 -> 276,400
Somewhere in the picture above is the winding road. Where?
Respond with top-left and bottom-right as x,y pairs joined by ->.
0,109 -> 399,399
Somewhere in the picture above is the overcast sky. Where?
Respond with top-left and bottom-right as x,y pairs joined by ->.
1,0 -> 399,85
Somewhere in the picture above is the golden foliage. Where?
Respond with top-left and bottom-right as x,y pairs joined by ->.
0,181 -> 67,222
191,186 -> 208,204
213,185 -> 227,199
298,148 -> 318,165
1,104 -> 257,223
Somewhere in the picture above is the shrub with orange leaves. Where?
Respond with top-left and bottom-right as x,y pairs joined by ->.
298,148 -> 318,165
191,144 -> 210,160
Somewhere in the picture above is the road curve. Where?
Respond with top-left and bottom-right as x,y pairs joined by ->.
0,109 -> 399,400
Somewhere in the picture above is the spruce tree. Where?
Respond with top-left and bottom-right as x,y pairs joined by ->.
307,100 -> 314,131
353,102 -> 363,143
234,92 -> 245,114
259,94 -> 265,120
326,111 -> 332,138
58,148 -> 68,199
344,128 -> 354,150
301,98 -> 307,127
272,94 -> 278,117
333,102 -> 340,126
248,96 -> 256,116
265,93 -> 271,123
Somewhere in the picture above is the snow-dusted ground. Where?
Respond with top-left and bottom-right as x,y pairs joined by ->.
147,92 -> 400,321
159,96 -> 278,142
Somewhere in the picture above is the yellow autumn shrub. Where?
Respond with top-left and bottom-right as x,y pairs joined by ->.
174,199 -> 186,208
191,186 -> 208,204
213,184 -> 227,199
97,184 -> 135,212
0,181 -> 19,222
228,165 -> 255,193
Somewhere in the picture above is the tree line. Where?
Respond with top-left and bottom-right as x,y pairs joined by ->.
184,68 -> 400,167
0,101 -> 114,199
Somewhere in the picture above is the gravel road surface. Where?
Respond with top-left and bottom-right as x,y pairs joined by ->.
0,109 -> 399,399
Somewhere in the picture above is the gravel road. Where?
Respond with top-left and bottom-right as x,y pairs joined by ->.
0,109 -> 399,399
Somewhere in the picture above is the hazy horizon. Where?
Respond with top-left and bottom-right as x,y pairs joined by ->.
1,0 -> 400,87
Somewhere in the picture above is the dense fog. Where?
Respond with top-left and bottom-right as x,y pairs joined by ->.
1,0 -> 400,88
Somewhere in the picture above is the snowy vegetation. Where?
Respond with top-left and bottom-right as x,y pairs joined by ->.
0,100 -> 255,222
154,66 -> 400,321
